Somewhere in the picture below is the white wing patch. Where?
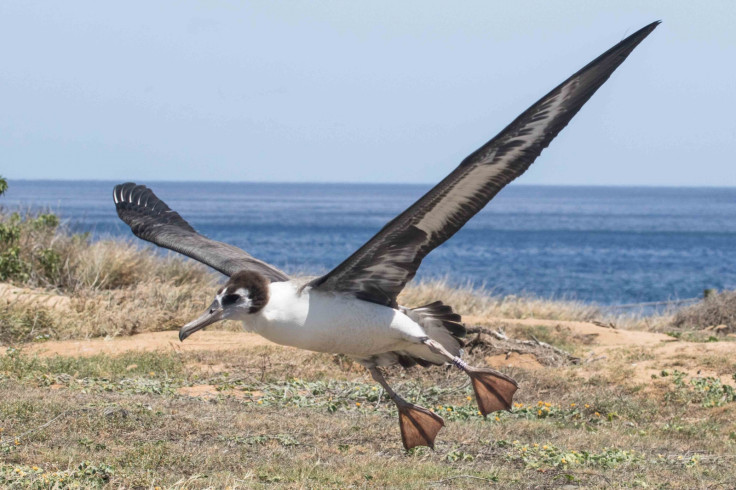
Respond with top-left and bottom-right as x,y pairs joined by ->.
414,163 -> 504,234
413,85 -> 572,237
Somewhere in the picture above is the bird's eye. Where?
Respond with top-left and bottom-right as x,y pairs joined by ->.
221,294 -> 240,306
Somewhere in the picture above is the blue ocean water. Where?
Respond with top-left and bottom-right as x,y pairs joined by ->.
3,180 -> 735,306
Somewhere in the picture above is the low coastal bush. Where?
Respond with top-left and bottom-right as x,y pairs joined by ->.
0,209 -> 211,293
0,210 -> 62,285
671,290 -> 736,331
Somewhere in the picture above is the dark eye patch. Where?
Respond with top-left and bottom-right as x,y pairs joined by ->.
221,294 -> 240,306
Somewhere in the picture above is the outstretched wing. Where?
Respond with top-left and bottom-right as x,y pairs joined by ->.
309,21 -> 659,307
113,183 -> 289,282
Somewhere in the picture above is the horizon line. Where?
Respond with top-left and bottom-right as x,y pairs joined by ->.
5,177 -> 736,190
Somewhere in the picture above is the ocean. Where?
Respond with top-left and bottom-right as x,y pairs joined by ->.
3,180 -> 735,306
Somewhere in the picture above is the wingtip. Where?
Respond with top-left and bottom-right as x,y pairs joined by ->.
625,20 -> 660,41
113,182 -> 137,192
646,20 -> 662,31
636,20 -> 661,37
112,182 -> 139,205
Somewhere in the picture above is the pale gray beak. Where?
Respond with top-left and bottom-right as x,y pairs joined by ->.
179,301 -> 223,341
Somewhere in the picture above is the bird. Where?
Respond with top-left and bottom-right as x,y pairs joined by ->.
113,21 -> 658,450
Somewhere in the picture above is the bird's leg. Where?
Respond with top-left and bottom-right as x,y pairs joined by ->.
368,367 -> 444,450
422,338 -> 518,416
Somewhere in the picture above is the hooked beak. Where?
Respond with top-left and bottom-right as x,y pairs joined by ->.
179,302 -> 224,341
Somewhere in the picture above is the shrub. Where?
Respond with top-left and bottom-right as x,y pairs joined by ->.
0,211 -> 62,284
671,290 -> 736,331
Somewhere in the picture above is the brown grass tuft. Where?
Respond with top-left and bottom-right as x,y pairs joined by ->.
64,239 -> 214,290
400,278 -> 601,321
672,290 -> 736,331
0,209 -> 214,292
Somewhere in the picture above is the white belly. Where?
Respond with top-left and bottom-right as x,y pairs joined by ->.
246,281 -> 426,357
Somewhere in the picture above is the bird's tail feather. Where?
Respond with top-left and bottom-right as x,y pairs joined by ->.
397,301 -> 466,368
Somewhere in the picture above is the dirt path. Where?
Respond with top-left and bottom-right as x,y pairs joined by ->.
466,315 -> 735,382
465,315 -> 669,346
18,330 -> 277,358
17,316 -> 671,358
10,318 -> 734,385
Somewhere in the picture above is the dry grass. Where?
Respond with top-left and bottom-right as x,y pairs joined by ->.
0,268 -> 655,345
2,208 -> 682,345
0,276 -> 226,343
0,229 -> 624,345
60,239 -> 214,291
0,207 -> 229,342
672,290 -> 736,332
0,209 -> 214,292
400,279 -> 601,321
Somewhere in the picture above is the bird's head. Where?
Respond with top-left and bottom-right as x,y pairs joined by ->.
179,270 -> 269,341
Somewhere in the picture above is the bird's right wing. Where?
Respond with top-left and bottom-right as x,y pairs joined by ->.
113,183 -> 289,282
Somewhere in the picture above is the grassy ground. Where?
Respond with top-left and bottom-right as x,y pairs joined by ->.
2,209 -> 736,488
2,326 -> 736,488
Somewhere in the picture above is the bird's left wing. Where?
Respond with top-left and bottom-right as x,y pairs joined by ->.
113,183 -> 290,282
308,21 -> 659,307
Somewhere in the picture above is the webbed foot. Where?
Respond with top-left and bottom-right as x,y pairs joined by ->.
397,401 -> 445,450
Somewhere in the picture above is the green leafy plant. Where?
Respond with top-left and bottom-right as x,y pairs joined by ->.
506,440 -> 643,469
663,369 -> 736,407
0,207 -> 63,283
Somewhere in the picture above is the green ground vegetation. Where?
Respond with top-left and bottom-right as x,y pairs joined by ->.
2,344 -> 735,488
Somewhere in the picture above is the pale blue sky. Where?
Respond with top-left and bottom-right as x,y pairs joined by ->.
1,1 -> 734,186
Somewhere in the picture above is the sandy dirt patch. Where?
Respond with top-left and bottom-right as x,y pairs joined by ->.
466,315 -> 735,383
9,317 -> 735,388
18,330 -> 278,358
485,352 -> 544,370
612,340 -> 736,385
465,315 -> 667,346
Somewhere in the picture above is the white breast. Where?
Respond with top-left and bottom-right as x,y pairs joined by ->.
245,281 -> 426,357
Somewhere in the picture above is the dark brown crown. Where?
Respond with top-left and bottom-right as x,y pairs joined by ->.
220,270 -> 270,313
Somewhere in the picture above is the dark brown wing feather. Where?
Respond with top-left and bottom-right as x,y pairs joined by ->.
113,183 -> 289,282
309,21 -> 659,307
